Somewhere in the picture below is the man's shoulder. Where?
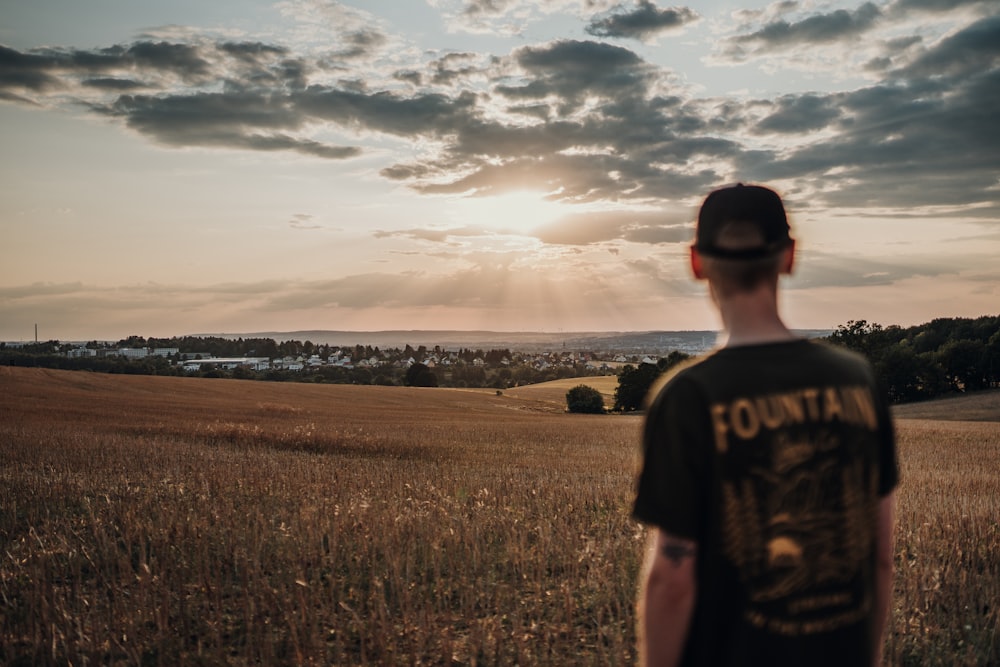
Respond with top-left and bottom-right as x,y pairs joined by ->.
679,338 -> 877,385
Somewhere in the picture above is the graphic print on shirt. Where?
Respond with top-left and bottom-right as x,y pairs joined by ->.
713,384 -> 881,636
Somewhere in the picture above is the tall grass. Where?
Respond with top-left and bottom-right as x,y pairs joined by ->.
1,368 -> 997,665
887,420 -> 999,666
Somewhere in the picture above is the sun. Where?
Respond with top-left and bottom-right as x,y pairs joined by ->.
450,190 -> 567,234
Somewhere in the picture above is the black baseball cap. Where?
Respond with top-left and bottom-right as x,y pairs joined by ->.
694,183 -> 791,260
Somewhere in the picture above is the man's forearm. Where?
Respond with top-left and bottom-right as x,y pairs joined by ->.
871,558 -> 892,667
871,494 -> 896,667
640,575 -> 695,666
638,532 -> 697,667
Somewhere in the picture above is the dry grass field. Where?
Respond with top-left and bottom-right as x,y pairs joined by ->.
499,376 -> 619,408
1,367 -> 997,665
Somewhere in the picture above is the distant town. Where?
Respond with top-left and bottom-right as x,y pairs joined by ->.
3,330 -> 748,391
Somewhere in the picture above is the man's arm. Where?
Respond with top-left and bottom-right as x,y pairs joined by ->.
871,492 -> 895,667
637,529 -> 698,667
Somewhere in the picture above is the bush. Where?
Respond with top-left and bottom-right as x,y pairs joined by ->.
566,385 -> 605,414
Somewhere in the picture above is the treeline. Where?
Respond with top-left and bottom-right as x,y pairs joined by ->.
827,315 -> 1000,403
601,315 -> 1000,413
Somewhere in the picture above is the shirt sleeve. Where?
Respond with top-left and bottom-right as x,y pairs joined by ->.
632,373 -> 713,541
874,386 -> 899,496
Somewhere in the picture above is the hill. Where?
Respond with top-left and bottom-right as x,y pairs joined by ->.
892,389 -> 1000,422
0,366 -> 569,420
500,376 -> 620,408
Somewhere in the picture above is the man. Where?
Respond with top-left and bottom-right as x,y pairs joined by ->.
633,184 -> 898,666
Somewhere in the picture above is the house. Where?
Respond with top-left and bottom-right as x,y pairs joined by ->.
181,357 -> 271,372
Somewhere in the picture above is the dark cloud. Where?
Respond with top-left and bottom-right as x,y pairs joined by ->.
895,13 -> 1000,79
586,2 -> 698,41
219,42 -> 289,62
496,40 -> 655,112
0,40 -> 304,99
890,0 -> 997,13
756,94 -> 840,133
101,91 -> 359,158
393,69 -> 422,86
724,2 -> 882,58
0,45 -> 63,91
332,29 -> 388,60
121,41 -> 211,81
743,15 -> 1000,209
81,77 -> 147,90
107,91 -> 300,138
293,87 -> 480,137
429,52 -> 484,86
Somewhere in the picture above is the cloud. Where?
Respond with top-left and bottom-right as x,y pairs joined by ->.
81,77 -> 148,90
428,0 -> 539,36
531,209 -> 692,245
720,2 -> 883,61
276,0 -> 393,60
894,13 -> 1000,79
100,91 -> 360,158
585,2 -> 698,41
791,249 -> 961,290
756,94 -> 840,133
890,0 -> 997,14
0,45 -> 64,91
1,5 -> 998,228
289,214 -> 322,230
497,40 -> 654,110
373,226 -> 487,242
744,16 -> 1000,210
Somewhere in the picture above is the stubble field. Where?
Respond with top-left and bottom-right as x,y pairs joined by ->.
1,367 -> 997,665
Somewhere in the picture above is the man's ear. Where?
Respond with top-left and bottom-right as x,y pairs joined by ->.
780,239 -> 796,275
690,245 -> 707,280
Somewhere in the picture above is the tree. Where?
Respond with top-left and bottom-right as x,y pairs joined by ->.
566,385 -> 605,414
828,320 -> 884,359
938,339 -> 988,391
614,363 -> 661,412
404,362 -> 438,387
612,352 -> 691,412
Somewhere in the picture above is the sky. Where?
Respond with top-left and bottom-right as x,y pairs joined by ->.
1,0 -> 999,341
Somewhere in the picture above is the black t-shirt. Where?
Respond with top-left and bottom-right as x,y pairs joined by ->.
633,339 -> 898,667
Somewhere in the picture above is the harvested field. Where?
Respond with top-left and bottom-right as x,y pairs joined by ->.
1,367 -> 997,665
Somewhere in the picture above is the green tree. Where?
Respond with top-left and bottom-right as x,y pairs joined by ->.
404,362 -> 438,387
566,385 -> 605,414
938,339 -> 988,391
612,352 -> 691,412
828,320 -> 884,359
614,363 -> 661,412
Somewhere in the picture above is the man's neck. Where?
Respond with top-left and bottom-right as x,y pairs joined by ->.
714,287 -> 797,348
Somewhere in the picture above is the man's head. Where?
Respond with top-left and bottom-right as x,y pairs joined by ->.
691,183 -> 795,295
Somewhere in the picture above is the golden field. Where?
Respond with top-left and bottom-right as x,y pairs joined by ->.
1,367 -> 997,665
